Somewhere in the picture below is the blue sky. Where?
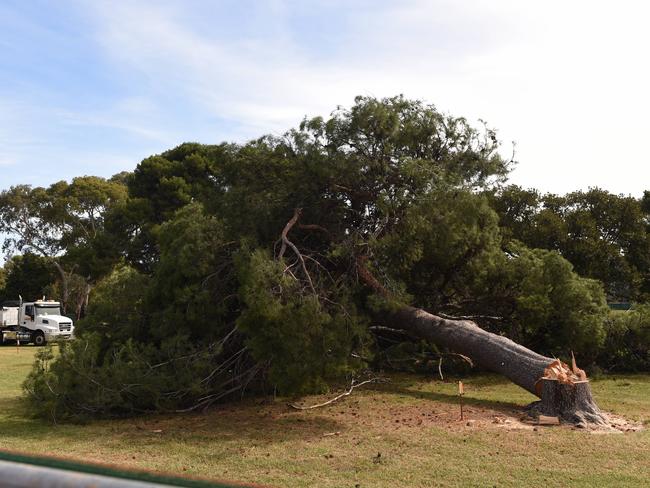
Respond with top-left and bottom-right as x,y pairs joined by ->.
1,0 -> 649,196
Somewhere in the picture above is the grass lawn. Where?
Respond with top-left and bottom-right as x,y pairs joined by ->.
0,345 -> 648,487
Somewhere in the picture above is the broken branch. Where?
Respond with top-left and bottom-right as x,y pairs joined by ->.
437,312 -> 503,321
278,208 -> 302,260
287,378 -> 383,410
277,208 -> 317,295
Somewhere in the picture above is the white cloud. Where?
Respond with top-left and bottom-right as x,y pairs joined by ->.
58,97 -> 172,142
85,1 -> 525,136
7,0 -> 650,195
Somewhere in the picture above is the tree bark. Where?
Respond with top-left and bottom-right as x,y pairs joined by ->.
52,261 -> 69,313
530,378 -> 606,426
379,305 -> 608,426
82,282 -> 92,318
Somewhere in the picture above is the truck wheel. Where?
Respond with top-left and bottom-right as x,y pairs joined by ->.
32,331 -> 46,346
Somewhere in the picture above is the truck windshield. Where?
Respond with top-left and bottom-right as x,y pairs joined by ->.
35,305 -> 61,316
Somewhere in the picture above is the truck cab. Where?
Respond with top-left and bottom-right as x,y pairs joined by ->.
20,300 -> 74,345
1,299 -> 74,345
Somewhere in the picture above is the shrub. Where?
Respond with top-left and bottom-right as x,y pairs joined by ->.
597,305 -> 650,371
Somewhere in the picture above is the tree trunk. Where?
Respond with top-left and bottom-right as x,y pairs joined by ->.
52,261 -> 69,313
75,281 -> 92,320
82,282 -> 92,318
531,378 -> 606,426
381,305 -> 608,426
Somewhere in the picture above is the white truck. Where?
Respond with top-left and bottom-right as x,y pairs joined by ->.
0,299 -> 74,345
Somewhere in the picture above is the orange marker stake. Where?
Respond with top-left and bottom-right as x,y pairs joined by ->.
458,381 -> 465,420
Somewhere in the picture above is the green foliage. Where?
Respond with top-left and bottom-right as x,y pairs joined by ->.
237,251 -> 367,395
597,305 -> 650,371
23,205 -> 251,420
23,208 -> 249,420
375,190 -> 502,309
0,176 -> 128,313
502,246 -> 608,362
0,177 -> 127,274
75,265 -> 150,343
146,203 -> 239,342
19,95 -> 647,422
0,185 -> 59,257
23,334 -> 223,421
298,95 -> 510,191
114,143 -> 234,270
0,253 -> 56,302
491,185 -> 650,301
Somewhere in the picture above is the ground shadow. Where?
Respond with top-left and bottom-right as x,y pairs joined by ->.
366,381 -> 527,416
0,393 -> 346,449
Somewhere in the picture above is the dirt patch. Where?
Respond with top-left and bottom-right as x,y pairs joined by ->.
283,392 -> 532,434
101,381 -> 643,445
457,409 -> 644,434
280,388 -> 644,435
589,413 -> 644,434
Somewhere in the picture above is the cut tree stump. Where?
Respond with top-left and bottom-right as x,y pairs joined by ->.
529,378 -> 607,427
358,271 -> 614,429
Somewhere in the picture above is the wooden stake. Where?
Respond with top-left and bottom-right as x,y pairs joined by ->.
458,381 -> 464,420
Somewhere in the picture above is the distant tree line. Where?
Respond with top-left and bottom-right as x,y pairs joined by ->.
490,186 -> 650,302
0,96 -> 647,421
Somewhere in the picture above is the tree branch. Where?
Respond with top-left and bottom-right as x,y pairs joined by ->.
437,312 -> 503,321
277,208 -> 317,295
287,378 -> 383,410
355,255 -> 390,298
277,208 -> 302,260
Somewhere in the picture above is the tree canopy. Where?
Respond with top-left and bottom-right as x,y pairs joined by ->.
5,95 -> 645,421
0,175 -> 127,313
491,186 -> 650,301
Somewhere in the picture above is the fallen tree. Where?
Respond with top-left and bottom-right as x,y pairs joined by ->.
267,207 -> 609,427
382,306 -> 606,426
355,251 -> 608,427
22,96 -> 615,425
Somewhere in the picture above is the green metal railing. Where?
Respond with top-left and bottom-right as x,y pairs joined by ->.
0,449 -> 255,488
